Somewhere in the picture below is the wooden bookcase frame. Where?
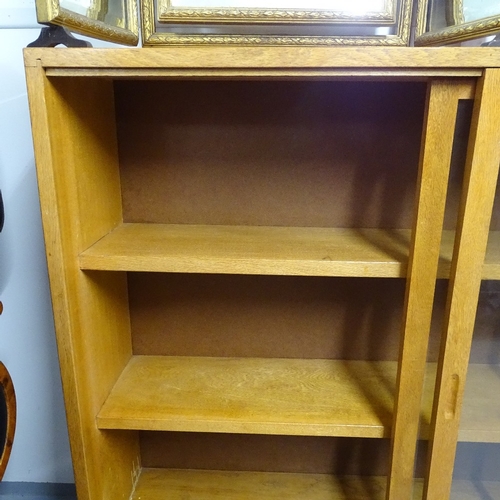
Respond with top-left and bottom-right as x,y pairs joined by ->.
24,47 -> 500,500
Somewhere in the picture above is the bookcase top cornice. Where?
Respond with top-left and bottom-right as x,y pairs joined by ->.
23,46 -> 500,78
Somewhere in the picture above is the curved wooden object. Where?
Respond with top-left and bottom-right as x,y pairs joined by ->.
0,361 -> 16,481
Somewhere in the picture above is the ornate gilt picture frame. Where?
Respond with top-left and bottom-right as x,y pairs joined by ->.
157,1 -> 396,24
35,0 -> 139,45
415,0 -> 500,45
141,0 -> 413,46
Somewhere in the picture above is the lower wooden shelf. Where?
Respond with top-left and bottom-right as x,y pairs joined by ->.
459,364 -> 500,443
97,358 -> 500,443
97,356 -> 435,438
131,469 -> 424,500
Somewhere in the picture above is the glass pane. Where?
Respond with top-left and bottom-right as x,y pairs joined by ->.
449,279 -> 500,498
60,0 -> 127,28
169,0 -> 387,12
416,0 -> 500,45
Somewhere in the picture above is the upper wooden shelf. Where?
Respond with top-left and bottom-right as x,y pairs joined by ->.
79,224 -> 500,279
97,355 -> 435,438
23,47 -> 500,79
80,224 -> 413,277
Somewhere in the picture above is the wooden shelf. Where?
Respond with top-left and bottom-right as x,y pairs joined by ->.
97,356 -> 435,438
80,224 -> 412,277
79,225 -> 500,279
132,469 -> 500,500
132,468 -> 424,500
129,468 -> 500,499
459,364 -> 500,443
79,224 -> 439,278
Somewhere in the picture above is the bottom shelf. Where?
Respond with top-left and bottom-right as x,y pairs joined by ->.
132,469 -> 500,499
132,469 -> 423,500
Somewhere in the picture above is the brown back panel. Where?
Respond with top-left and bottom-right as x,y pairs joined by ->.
116,80 -> 426,228
140,432 -> 429,478
129,274 -> 406,360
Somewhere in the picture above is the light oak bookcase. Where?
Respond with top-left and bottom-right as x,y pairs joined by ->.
24,47 -> 500,500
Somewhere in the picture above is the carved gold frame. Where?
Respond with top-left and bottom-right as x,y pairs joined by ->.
86,0 -> 107,22
141,0 -> 413,46
157,0 -> 396,24
415,0 -> 500,45
447,0 -> 464,25
35,0 -> 139,45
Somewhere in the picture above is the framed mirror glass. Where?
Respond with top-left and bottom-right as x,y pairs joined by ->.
35,0 -> 139,45
157,0 -> 396,24
0,362 -> 16,481
415,0 -> 500,45
141,0 -> 413,45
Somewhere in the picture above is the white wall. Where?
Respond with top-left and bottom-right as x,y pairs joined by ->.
0,3 -> 121,484
0,28 -> 74,484
0,1 -> 39,29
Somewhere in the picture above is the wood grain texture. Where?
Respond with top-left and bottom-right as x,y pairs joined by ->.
132,468 -> 424,500
78,224 -> 500,278
97,356 -> 435,438
24,64 -> 139,500
22,47 -> 500,72
424,69 -> 500,500
46,69 -> 484,79
387,80 -> 473,500
458,364 -> 500,443
80,225 -> 412,277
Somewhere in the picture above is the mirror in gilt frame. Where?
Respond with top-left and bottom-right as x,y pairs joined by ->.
415,0 -> 500,45
141,0 -> 414,46
34,0 -> 139,45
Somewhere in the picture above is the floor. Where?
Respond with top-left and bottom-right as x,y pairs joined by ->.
0,494 -> 76,499
0,483 -> 76,500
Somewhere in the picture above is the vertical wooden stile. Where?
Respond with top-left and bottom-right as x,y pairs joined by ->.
24,60 -> 140,500
387,79 -> 475,500
424,69 -> 500,500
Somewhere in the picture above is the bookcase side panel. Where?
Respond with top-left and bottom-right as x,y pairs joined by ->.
25,65 -> 139,500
